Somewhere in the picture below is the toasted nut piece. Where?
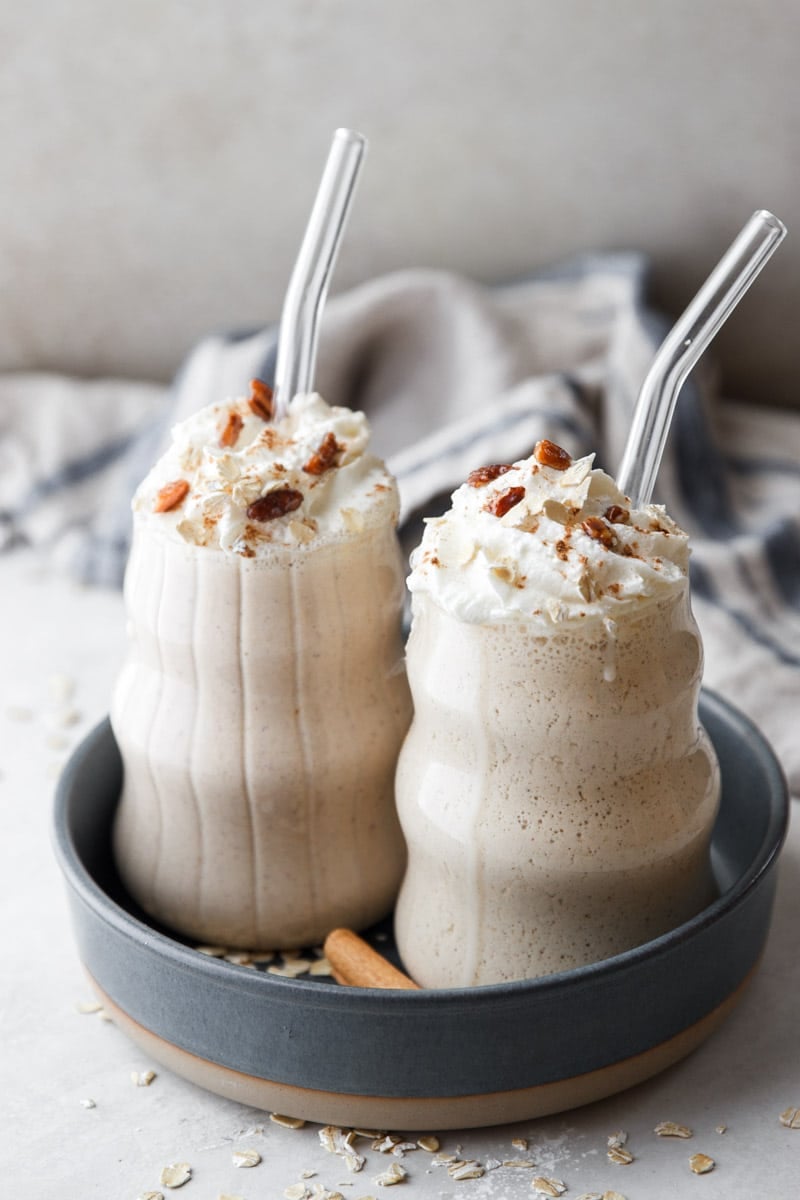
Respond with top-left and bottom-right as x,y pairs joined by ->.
534,439 -> 572,470
247,488 -> 303,522
219,410 -> 244,447
303,432 -> 342,475
581,516 -> 617,547
604,504 -> 630,524
467,463 -> 513,487
485,486 -> 525,518
153,480 -> 190,513
249,378 -> 274,420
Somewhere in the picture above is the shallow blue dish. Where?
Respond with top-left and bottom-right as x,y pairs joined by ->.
53,690 -> 788,1129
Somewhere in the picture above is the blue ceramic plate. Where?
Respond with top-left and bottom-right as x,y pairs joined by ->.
53,690 -> 788,1129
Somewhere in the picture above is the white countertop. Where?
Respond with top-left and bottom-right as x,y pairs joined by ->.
3,548 -> 798,1199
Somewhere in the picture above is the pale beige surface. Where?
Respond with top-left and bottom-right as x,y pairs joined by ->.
1,1 -> 797,402
1,546 -> 799,1197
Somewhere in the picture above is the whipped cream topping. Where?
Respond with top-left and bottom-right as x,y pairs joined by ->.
408,448 -> 690,625
133,392 -> 398,555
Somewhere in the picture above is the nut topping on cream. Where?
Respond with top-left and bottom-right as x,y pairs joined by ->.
408,446 -> 690,625
135,392 -> 398,555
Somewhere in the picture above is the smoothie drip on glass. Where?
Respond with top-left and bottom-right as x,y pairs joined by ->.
394,440 -> 720,988
112,386 -> 412,949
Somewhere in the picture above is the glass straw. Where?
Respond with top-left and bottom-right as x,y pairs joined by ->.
272,128 -> 367,422
616,209 -> 786,508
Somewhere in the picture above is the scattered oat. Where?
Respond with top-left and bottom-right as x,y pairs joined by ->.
138,1193 -> 165,1200
575,1194 -> 602,1200
319,1127 -> 365,1172
780,1106 -> 800,1129
75,999 -> 103,1014
543,498 -> 571,524
218,1194 -> 245,1200
284,1185 -> 309,1200
352,1129 -> 383,1139
654,1121 -> 693,1138
250,950 -> 276,963
601,1193 -> 627,1200
232,1148 -> 262,1168
341,508 -> 365,534
96,1007 -> 113,1022
300,1170 -> 317,1179
607,1145 -> 634,1165
512,1138 -> 529,1151
271,1113 -> 306,1129
80,1098 -> 96,1109
715,1124 -> 727,1134
160,1162 -> 192,1188
5,705 -> 33,722
309,957 -> 334,976
449,1160 -> 484,1180
195,944 -> 227,956
607,1131 -> 627,1148
373,1135 -> 402,1153
484,1158 -> 502,1171
225,952 -> 253,965
502,1159 -> 535,1168
290,518 -> 317,544
689,1153 -> 715,1175
374,1162 -> 407,1186
131,1069 -> 157,1087
532,1177 -> 567,1196
416,1136 -> 440,1153
391,1143 -> 418,1157
268,959 -> 315,978
48,673 -> 75,706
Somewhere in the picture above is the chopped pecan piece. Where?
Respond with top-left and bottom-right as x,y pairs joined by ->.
581,515 -> 617,547
153,479 -> 190,513
246,487 -> 303,522
303,432 -> 342,476
484,485 -> 525,518
248,378 -> 274,421
534,439 -> 572,470
604,504 -> 630,524
467,463 -> 513,488
219,410 -> 244,448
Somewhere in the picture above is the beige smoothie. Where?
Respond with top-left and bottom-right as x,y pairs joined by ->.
394,441 -> 720,987
111,385 -> 412,949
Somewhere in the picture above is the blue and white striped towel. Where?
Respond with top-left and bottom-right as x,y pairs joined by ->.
1,256 -> 798,789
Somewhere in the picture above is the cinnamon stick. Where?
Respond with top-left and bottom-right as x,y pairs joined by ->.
323,928 -> 420,990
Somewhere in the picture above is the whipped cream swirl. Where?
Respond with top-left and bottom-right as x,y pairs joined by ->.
133,393 -> 398,555
408,448 -> 690,625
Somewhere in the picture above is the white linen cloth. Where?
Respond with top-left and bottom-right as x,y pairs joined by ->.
1,257 -> 798,788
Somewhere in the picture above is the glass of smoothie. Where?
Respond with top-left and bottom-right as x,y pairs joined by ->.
112,383 -> 412,948
394,439 -> 720,987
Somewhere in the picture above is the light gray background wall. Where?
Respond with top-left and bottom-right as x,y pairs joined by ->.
1,1 -> 797,404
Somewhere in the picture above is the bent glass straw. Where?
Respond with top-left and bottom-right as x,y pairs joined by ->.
272,128 -> 367,422
616,209 -> 786,508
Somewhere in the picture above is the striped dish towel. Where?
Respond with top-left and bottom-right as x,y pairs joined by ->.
1,257 -> 798,789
